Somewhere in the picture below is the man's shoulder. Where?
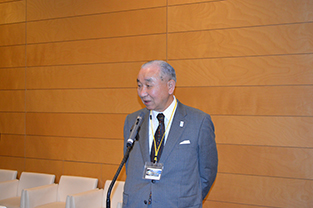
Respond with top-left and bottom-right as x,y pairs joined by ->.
127,108 -> 149,120
178,101 -> 210,118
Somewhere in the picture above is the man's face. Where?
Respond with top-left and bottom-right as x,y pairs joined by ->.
137,64 -> 174,112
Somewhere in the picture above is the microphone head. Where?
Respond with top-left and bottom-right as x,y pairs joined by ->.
126,111 -> 145,147
136,111 -> 145,125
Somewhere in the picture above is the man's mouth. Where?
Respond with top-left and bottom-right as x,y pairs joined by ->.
143,100 -> 151,105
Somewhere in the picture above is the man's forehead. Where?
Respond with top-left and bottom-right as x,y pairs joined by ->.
137,67 -> 160,82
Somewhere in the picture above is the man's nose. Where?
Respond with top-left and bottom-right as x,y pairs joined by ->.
138,86 -> 147,97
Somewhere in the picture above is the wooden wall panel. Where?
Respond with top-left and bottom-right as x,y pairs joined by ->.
0,113 -> 25,134
26,63 -> 140,89
101,164 -> 126,187
63,138 -> 123,164
25,158 -> 63,182
26,113 -> 125,139
27,8 -> 166,44
175,86 -> 313,116
0,23 -> 25,46
213,116 -> 313,147
0,68 -> 25,89
0,156 -> 24,175
170,54 -> 313,87
26,89 -> 141,113
25,136 -> 65,160
168,0 -> 216,6
26,86 -> 313,115
168,0 -> 313,32
0,134 -> 24,157
168,23 -> 313,59
208,173 -> 313,207
0,0 -> 25,24
27,0 -> 166,21
27,35 -> 166,66
218,145 -> 313,180
0,90 -> 25,112
0,45 -> 25,68
63,161 -> 102,186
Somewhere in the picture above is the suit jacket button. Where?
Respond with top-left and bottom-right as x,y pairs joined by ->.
151,180 -> 156,183
144,200 -> 148,204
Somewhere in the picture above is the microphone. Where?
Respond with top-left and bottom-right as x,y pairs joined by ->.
126,112 -> 145,147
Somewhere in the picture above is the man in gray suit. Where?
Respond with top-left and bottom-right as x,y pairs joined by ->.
123,60 -> 218,208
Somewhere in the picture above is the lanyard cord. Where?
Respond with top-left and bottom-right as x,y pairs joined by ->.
150,100 -> 177,162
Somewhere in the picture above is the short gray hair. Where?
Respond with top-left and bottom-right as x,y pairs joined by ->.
141,60 -> 177,82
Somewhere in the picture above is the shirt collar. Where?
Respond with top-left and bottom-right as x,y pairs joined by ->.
151,96 -> 177,122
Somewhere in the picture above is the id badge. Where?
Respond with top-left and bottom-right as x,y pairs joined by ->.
143,162 -> 163,180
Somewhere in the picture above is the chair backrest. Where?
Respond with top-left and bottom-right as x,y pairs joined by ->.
57,175 -> 98,202
103,180 -> 125,208
17,172 -> 56,197
0,169 -> 18,182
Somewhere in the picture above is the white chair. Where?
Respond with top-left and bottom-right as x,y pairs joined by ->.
0,172 -> 55,208
0,169 -> 18,182
24,175 -> 98,208
68,180 -> 124,208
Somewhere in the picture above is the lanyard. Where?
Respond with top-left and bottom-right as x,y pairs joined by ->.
150,100 -> 177,162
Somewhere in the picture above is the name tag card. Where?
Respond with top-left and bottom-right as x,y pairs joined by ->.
143,162 -> 163,180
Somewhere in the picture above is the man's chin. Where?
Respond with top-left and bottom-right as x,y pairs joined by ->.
144,104 -> 154,111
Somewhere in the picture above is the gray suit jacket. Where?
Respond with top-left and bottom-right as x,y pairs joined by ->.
123,101 -> 218,208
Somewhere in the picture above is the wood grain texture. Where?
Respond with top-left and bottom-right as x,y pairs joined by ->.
0,90 -> 25,112
27,7 -> 166,44
26,89 -> 142,113
25,136 -> 66,160
0,0 -> 25,24
27,0 -> 166,21
208,173 -> 313,207
0,134 -> 24,157
175,86 -> 313,116
26,62 -> 141,89
63,139 -> 123,164
0,113 -> 25,134
213,116 -> 313,147
100,164 -> 126,188
26,113 -> 126,139
25,158 -> 63,182
170,54 -> 313,87
0,68 -> 25,89
0,156 -> 24,175
168,23 -> 313,59
27,34 -> 166,66
168,0 -> 313,32
0,23 -> 25,46
0,45 -> 25,68
168,0 -> 217,6
218,144 -> 313,180
63,161 -> 102,186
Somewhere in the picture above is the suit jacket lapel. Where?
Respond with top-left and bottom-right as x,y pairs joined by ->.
159,101 -> 187,164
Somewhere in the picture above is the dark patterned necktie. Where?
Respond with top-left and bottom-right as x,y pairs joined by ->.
150,113 -> 165,163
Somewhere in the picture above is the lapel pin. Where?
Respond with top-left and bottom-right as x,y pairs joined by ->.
180,121 -> 184,127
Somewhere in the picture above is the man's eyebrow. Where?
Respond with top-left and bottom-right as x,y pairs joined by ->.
137,78 -> 153,82
145,78 -> 153,82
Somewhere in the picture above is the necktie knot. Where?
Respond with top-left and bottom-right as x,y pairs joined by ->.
157,113 -> 165,123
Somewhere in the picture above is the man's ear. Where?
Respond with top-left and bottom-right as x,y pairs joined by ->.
167,79 -> 176,94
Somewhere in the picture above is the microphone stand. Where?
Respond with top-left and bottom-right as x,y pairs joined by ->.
106,144 -> 133,208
